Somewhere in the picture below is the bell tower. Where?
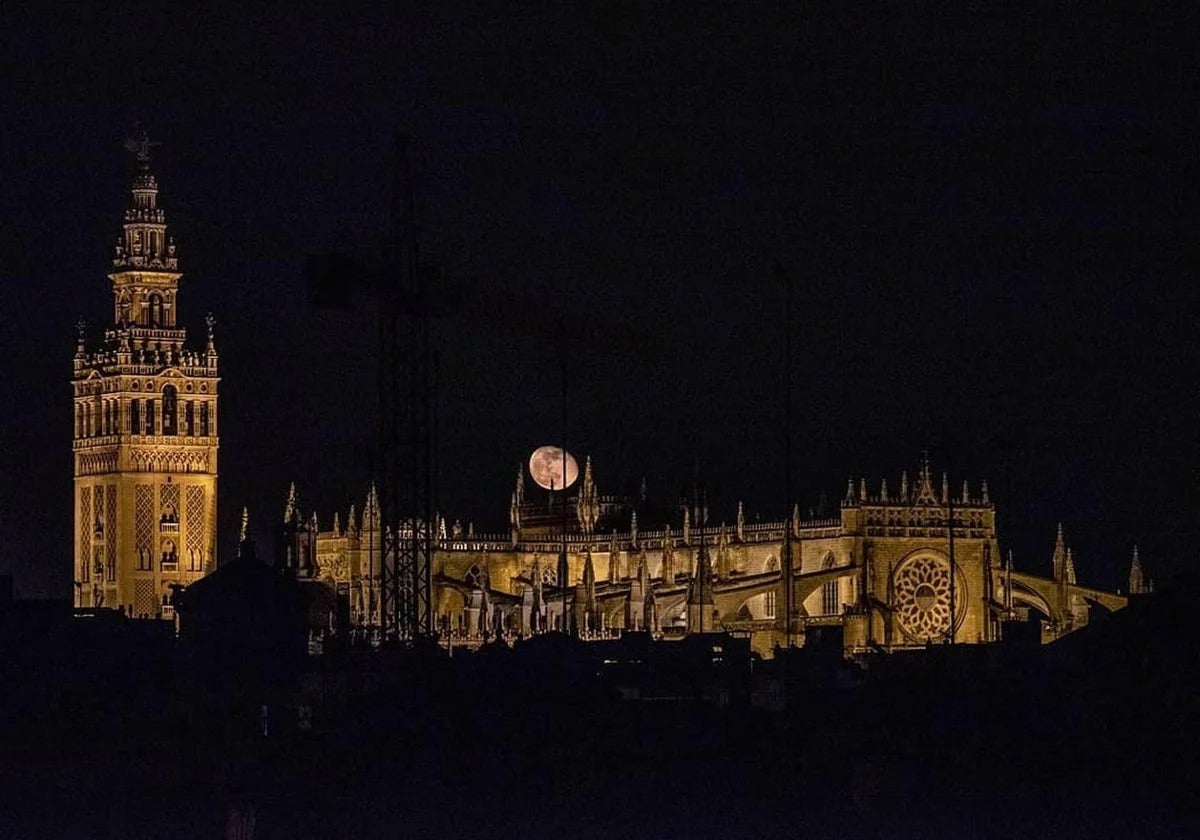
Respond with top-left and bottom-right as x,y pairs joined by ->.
72,133 -> 220,616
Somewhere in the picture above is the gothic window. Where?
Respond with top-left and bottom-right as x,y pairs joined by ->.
75,405 -> 83,438
764,590 -> 777,619
147,294 -> 164,327
822,554 -> 838,615
199,402 -> 209,436
131,399 -> 141,434
104,401 -> 113,435
112,401 -> 120,435
145,399 -> 155,435
541,566 -> 557,586
162,385 -> 178,435
184,400 -> 194,436
464,565 -> 482,588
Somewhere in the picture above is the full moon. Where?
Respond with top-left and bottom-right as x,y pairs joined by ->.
528,445 -> 579,491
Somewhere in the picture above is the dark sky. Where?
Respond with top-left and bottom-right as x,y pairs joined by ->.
1,4 -> 1196,597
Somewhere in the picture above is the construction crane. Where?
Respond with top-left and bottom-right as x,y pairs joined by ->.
306,135 -> 433,644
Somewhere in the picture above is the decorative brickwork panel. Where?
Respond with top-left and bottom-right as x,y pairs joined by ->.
136,485 -> 153,571
185,486 -> 204,552
160,482 -> 180,521
134,579 -> 157,617
186,485 -> 205,570
79,488 -> 91,582
105,486 -> 117,581
93,487 -> 110,580
135,486 -> 153,550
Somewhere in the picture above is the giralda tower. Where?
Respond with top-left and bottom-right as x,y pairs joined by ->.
72,135 -> 219,615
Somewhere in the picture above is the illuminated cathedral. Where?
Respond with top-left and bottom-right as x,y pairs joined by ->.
71,137 -> 219,616
295,453 -> 1139,657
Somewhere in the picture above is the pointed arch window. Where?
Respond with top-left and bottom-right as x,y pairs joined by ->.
162,385 -> 178,435
199,402 -> 209,436
184,400 -> 194,436
145,399 -> 155,435
130,399 -> 141,434
822,554 -> 839,615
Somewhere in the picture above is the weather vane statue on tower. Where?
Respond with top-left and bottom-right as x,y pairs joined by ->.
123,126 -> 159,169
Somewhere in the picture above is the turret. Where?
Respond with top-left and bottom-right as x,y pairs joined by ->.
284,482 -> 298,524
577,455 -> 598,535
661,528 -> 674,584
609,529 -> 621,583
716,523 -> 731,580
581,549 -> 597,631
1051,523 -> 1066,581
1128,545 -> 1147,595
363,483 -> 379,532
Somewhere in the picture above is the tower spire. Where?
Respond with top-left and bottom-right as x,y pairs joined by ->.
1052,522 -> 1066,580
284,482 -> 298,524
1128,545 -> 1146,595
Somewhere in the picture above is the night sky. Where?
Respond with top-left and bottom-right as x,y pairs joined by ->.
1,4 -> 1195,597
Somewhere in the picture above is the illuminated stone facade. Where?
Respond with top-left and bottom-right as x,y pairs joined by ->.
305,455 -> 1128,657
72,140 -> 219,616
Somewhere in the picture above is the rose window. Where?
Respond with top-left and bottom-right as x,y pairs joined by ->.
892,554 -> 963,642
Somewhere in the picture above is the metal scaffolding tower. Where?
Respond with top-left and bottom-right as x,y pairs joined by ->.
307,135 -> 435,643
378,136 -> 434,643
